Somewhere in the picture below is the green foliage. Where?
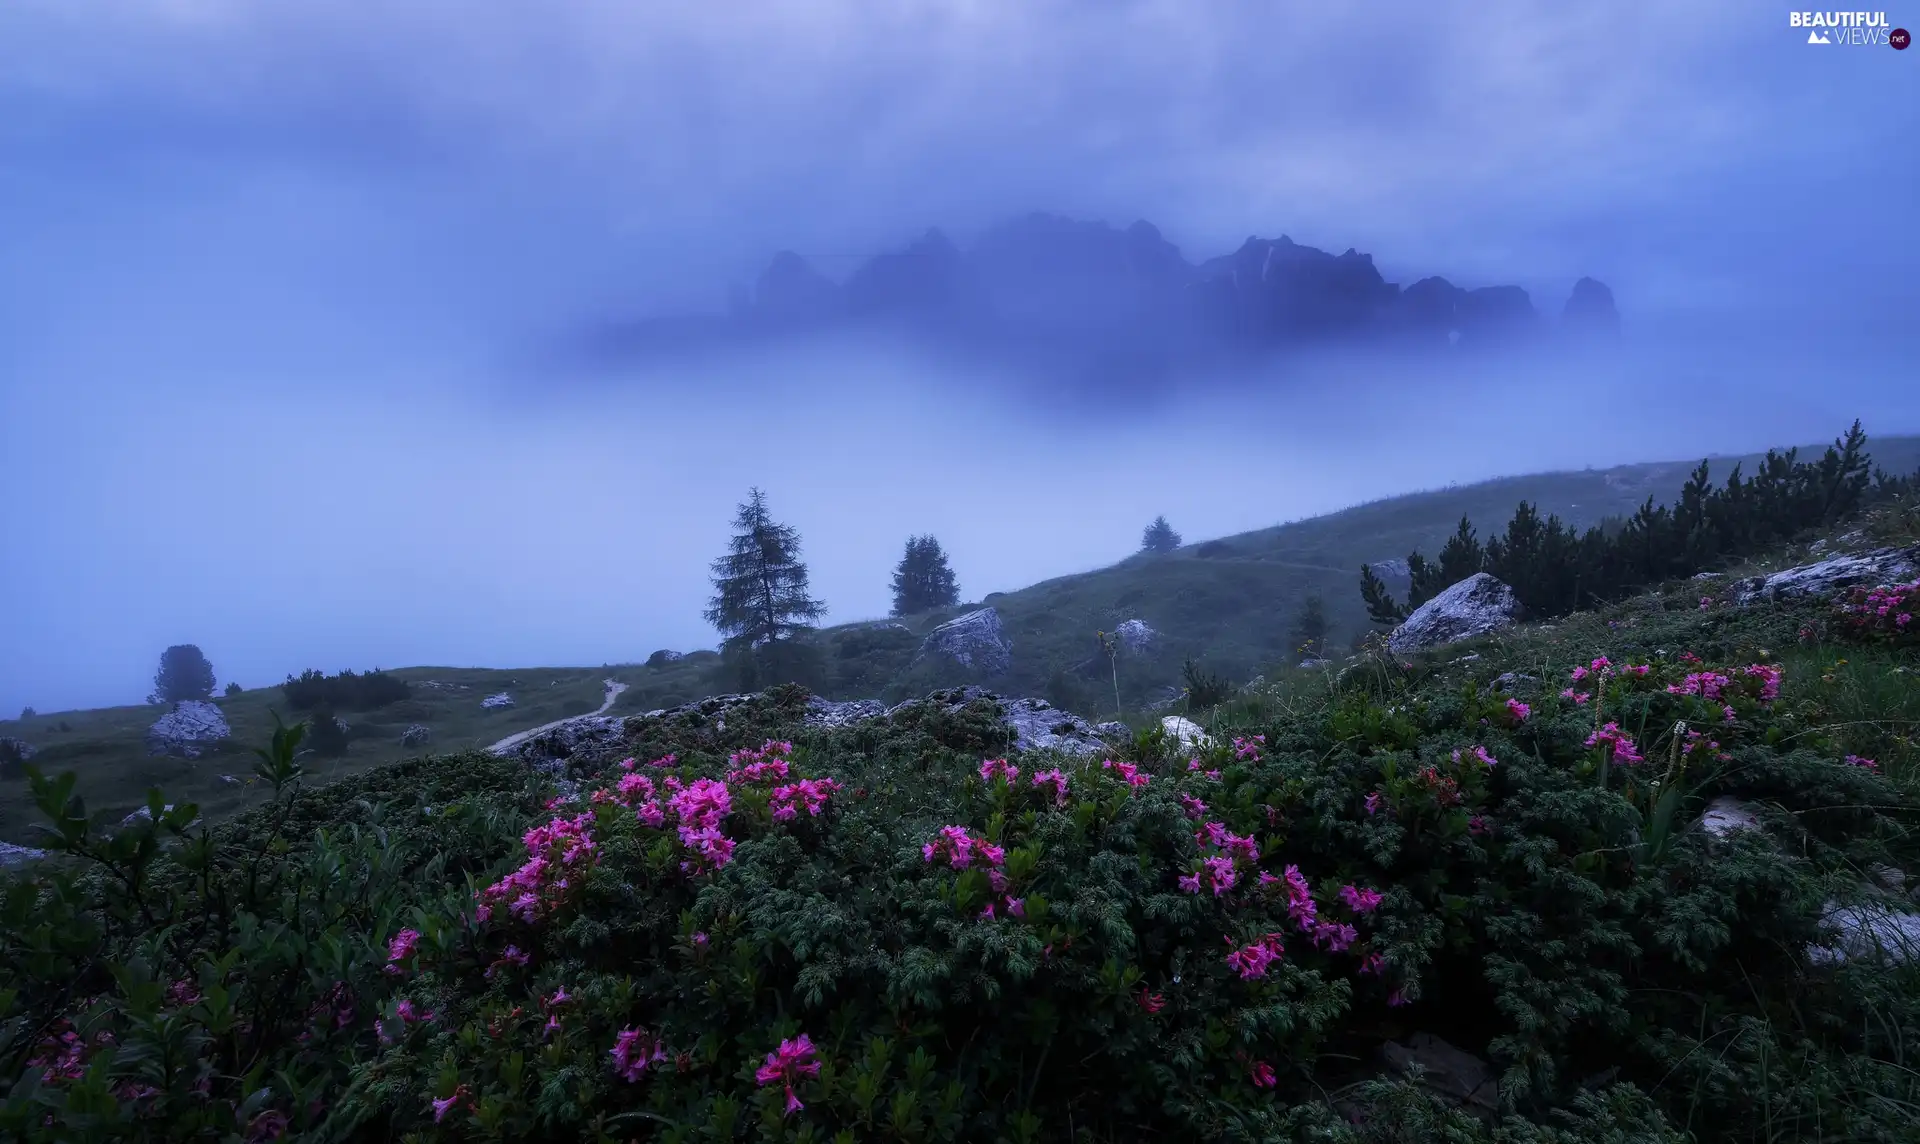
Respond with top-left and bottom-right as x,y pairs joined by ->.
1364,422 -> 1910,625
306,706 -> 349,757
1181,659 -> 1234,712
151,645 -> 215,704
9,554 -> 1920,1141
223,682 -> 242,698
281,667 -> 412,713
890,535 -> 961,616
1141,515 -> 1182,553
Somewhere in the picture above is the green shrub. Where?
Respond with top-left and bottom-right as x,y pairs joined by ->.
6,593 -> 1920,1142
282,668 -> 413,713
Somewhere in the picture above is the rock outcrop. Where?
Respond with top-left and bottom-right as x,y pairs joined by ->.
145,700 -> 231,759
1162,715 -> 1212,750
0,841 -> 45,867
1113,619 -> 1158,652
1387,574 -> 1522,654
1729,545 -> 1919,605
1561,276 -> 1621,338
481,693 -> 515,710
509,716 -> 627,764
401,724 -> 434,748
918,608 -> 1013,675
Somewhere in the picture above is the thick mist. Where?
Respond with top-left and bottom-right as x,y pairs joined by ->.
3,0 -> 1916,714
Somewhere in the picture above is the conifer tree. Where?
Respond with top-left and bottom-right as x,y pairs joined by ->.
704,489 -> 827,658
1359,564 -> 1405,627
890,535 -> 960,616
1289,595 -> 1330,660
152,645 -> 216,704
1141,516 -> 1181,553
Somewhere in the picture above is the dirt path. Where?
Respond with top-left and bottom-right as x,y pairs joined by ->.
486,679 -> 628,756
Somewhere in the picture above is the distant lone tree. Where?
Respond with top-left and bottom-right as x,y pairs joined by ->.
890,535 -> 960,615
1141,516 -> 1182,553
705,488 -> 827,670
224,681 -> 243,698
18,707 -> 33,720
1290,595 -> 1330,660
152,644 -> 216,704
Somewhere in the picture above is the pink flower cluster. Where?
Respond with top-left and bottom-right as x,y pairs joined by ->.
484,943 -> 531,979
1186,759 -> 1223,781
665,777 -> 735,874
1180,820 -> 1259,896
979,758 -> 1019,784
1232,735 -> 1266,761
756,1034 -> 822,1116
1451,745 -> 1497,769
1101,759 -> 1151,788
1178,792 -> 1209,820
1505,698 -> 1531,723
770,777 -> 842,821
1845,754 -> 1879,771
1585,722 -> 1645,765
727,740 -> 794,784
26,1022 -> 110,1084
1030,768 -> 1070,806
385,927 -> 422,976
1225,932 -> 1287,979
619,753 -> 676,771
1667,671 -> 1732,701
475,811 -> 599,925
1682,730 -> 1729,762
923,825 -> 1006,870
1839,580 -> 1918,639
611,1026 -> 669,1083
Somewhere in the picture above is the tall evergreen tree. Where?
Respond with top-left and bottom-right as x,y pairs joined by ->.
152,644 -> 216,704
1359,564 -> 1405,627
1289,595 -> 1330,660
890,535 -> 960,616
704,489 -> 827,658
1141,516 -> 1182,553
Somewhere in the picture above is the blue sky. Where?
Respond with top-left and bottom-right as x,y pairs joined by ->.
2,1 -> 1916,713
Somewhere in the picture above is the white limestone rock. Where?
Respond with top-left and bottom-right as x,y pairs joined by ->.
145,700 -> 231,759
1387,574 -> 1522,655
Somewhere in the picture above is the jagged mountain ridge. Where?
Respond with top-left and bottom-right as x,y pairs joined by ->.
582,213 -> 1621,380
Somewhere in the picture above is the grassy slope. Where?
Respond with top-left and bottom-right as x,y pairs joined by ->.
6,433 -> 1915,840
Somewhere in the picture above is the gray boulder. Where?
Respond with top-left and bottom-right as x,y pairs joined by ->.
917,608 -> 1013,675
511,716 -> 627,764
1368,558 -> 1411,579
481,693 -> 515,710
1808,901 -> 1920,967
1694,795 -> 1766,839
803,697 -> 890,728
1379,1033 -> 1500,1118
1092,721 -> 1129,741
1113,619 -> 1158,652
1162,715 -> 1212,750
121,803 -> 199,829
0,737 -> 37,770
145,700 -> 231,759
1387,574 -> 1521,655
1729,545 -> 1919,605
1,841 -> 45,868
400,724 -> 434,748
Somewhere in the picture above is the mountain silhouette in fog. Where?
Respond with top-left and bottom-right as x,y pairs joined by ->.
573,213 -> 1621,388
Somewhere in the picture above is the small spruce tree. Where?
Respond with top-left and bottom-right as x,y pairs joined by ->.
890,535 -> 961,616
1141,516 -> 1181,553
1289,595 -> 1330,660
153,645 -> 216,704
704,489 -> 827,676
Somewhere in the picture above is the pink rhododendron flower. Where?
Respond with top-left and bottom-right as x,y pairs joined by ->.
923,825 -> 1005,869
1250,1060 -> 1277,1088
611,1027 -> 668,1083
1031,768 -> 1070,806
979,758 -> 1019,783
692,931 -> 709,946
1845,754 -> 1879,771
1138,988 -> 1165,1013
1452,745 -> 1497,769
1225,933 -> 1287,978
1338,884 -> 1383,914
1178,871 -> 1203,893
1232,735 -> 1266,761
1468,815 -> 1491,836
1007,897 -> 1026,917
1358,952 -> 1386,976
1561,688 -> 1591,705
1310,920 -> 1359,952
755,1034 -> 822,1116
1505,698 -> 1531,722
1585,723 -> 1644,765
431,1086 -> 471,1123
727,741 -> 793,784
1363,791 -> 1383,816
1101,759 -> 1151,787
1178,793 -> 1209,819
770,777 -> 842,821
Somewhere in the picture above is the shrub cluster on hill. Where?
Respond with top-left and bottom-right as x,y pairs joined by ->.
1361,421 -> 1920,625
5,552 -> 1919,1141
280,668 -> 413,713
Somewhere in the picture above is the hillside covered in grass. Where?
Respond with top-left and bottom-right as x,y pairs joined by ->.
4,484 -> 1919,1140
